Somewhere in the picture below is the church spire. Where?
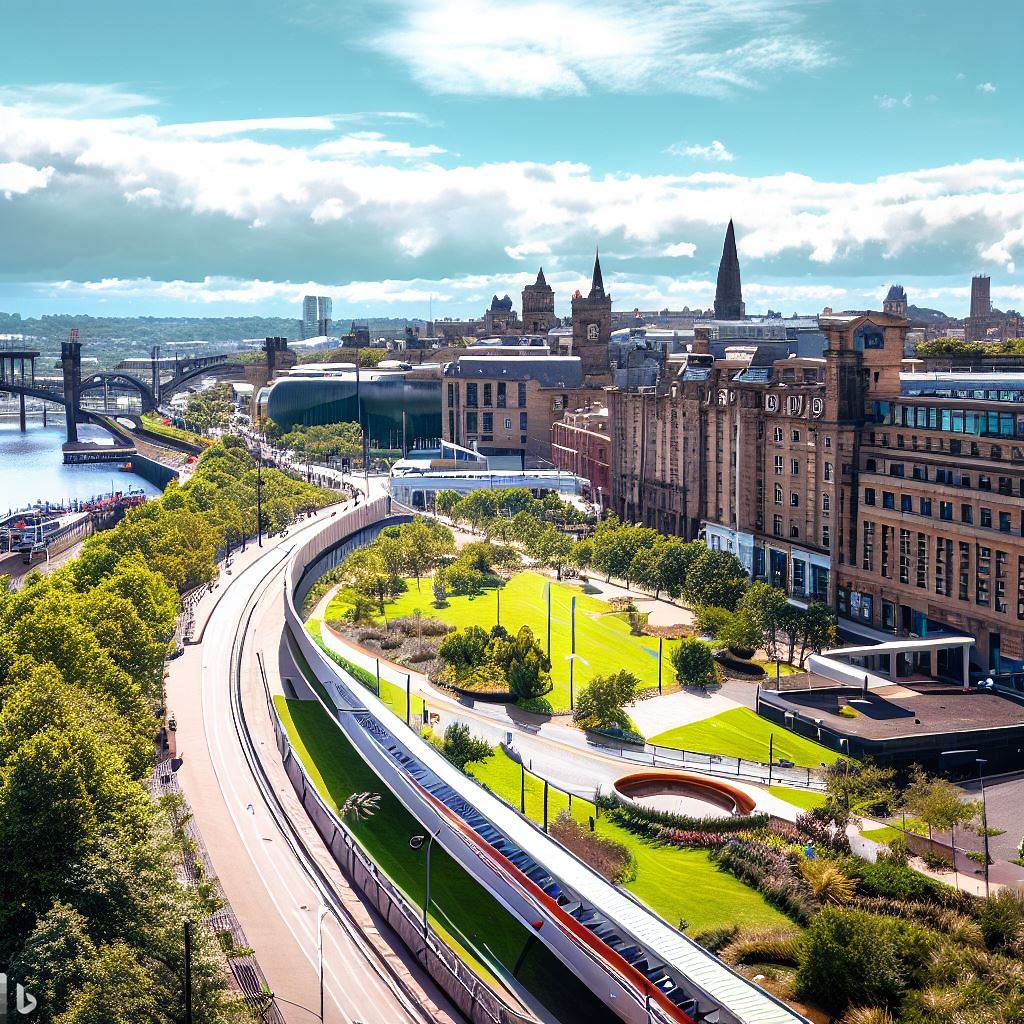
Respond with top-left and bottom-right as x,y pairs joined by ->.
536,266 -> 547,287
714,219 -> 743,320
589,247 -> 605,300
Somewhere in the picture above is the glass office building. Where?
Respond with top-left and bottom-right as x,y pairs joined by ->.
264,368 -> 442,450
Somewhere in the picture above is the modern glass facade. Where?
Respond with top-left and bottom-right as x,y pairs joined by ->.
266,373 -> 442,449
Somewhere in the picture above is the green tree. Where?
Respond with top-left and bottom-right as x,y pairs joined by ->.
735,581 -> 790,660
433,490 -> 461,519
670,637 -> 719,691
654,538 -> 697,599
437,625 -> 491,671
439,723 -> 493,771
490,625 -> 552,701
573,670 -> 640,731
902,767 -> 979,839
825,759 -> 897,824
682,547 -> 748,611
533,528 -> 575,580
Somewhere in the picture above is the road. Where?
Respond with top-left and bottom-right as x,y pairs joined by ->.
168,506 -> 458,1024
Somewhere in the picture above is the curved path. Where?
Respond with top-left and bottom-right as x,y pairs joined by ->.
168,510 -> 458,1024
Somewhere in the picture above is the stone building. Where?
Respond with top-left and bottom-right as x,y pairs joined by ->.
551,405 -> 611,506
521,267 -> 559,335
883,284 -> 908,318
602,311 -> 1024,680
965,275 -> 1024,342
483,294 -> 522,336
442,355 -> 601,466
571,251 -> 613,384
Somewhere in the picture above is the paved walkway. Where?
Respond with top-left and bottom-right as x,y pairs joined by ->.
627,686 -> 739,736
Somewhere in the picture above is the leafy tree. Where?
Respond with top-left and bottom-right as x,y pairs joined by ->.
825,759 -> 898,824
794,601 -> 838,666
455,490 -> 499,531
682,547 -> 748,611
654,538 -> 698,600
670,637 -> 719,690
433,490 -> 461,519
694,605 -> 734,638
489,625 -> 552,701
628,544 -> 663,595
439,723 -> 493,771
495,487 -> 537,519
533,527 -> 574,579
902,767 -> 979,839
437,625 -> 491,671
573,670 -> 640,731
735,581 -> 790,661
399,518 -> 454,589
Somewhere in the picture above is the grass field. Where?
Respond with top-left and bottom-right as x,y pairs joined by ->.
328,570 -> 680,711
650,707 -> 843,769
469,748 -> 792,935
767,786 -> 828,811
275,696 -> 612,1024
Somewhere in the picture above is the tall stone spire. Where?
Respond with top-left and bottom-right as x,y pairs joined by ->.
536,266 -> 547,287
589,248 -> 605,300
713,220 -> 743,320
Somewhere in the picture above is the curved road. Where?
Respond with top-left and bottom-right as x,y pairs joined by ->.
168,507 -> 457,1024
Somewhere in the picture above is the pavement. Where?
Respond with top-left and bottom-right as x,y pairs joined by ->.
167,502 -> 459,1024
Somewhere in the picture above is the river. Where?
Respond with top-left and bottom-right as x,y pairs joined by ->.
0,419 -> 163,513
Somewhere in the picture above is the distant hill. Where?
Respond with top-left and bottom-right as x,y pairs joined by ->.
906,304 -> 956,326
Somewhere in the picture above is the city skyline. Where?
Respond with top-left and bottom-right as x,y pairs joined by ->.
0,0 -> 1022,319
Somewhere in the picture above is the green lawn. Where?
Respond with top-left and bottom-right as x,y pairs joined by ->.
328,570 -> 680,711
650,707 -> 843,769
470,749 -> 792,936
767,786 -> 828,811
275,696 -> 612,1024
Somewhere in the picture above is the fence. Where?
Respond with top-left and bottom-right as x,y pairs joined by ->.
271,710 -> 535,1024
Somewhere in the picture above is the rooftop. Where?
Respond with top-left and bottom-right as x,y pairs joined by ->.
443,355 -> 583,387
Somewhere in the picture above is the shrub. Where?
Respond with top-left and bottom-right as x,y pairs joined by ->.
720,928 -> 802,967
975,888 -> 1024,951
550,811 -> 636,884
391,615 -> 453,637
599,795 -> 768,834
437,625 -> 490,671
406,644 -> 438,664
357,628 -> 388,643
839,704 -> 858,718
795,810 -> 852,854
692,925 -> 739,954
800,858 -> 856,905
378,636 -> 401,650
572,670 -> 640,731
694,605 -> 733,638
921,849 -> 953,872
516,695 -> 554,716
712,839 -> 819,924
795,907 -> 933,1015
670,637 -> 719,691
852,860 -> 946,903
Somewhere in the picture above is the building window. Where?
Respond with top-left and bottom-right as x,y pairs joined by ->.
790,491 -> 800,507
774,483 -> 783,505
773,514 -> 783,536
586,323 -> 599,341
862,520 -> 875,571
518,382 -> 527,407
824,435 -> 832,448
482,412 -> 493,433
883,491 -> 895,510
822,494 -> 830,513
920,497 -> 932,516
899,528 -> 911,585
791,459 -> 800,475
824,462 -> 833,481
790,523 -> 800,539
774,455 -> 784,474
917,532 -> 928,588
901,495 -> 912,512
940,501 -> 954,521
447,382 -> 455,406
961,504 -> 974,524
773,426 -> 783,443
981,507 -> 992,528
863,488 -> 875,506
822,524 -> 830,548
519,411 -> 527,431
1000,511 -> 1012,532
791,429 -> 801,443
504,417 -> 512,430
483,383 -> 492,406
497,382 -> 506,407
466,383 -> 478,407
466,411 -> 477,433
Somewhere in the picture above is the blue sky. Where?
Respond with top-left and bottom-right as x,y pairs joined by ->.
0,0 -> 1021,320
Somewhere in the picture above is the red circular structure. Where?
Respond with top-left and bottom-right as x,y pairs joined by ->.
613,770 -> 757,816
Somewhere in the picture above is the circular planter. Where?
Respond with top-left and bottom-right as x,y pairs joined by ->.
613,770 -> 757,816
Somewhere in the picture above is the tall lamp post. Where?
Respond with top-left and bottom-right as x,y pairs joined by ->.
409,829 -> 441,938
247,441 -> 264,547
317,904 -> 329,1021
976,757 -> 990,897
564,653 -> 589,711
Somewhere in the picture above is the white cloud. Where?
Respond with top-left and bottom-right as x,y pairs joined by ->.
668,140 -> 734,162
977,82 -> 997,93
370,0 -> 832,98
663,242 -> 697,258
3,94 -> 1024,303
0,83 -> 158,116
874,93 -> 912,109
0,161 -> 53,198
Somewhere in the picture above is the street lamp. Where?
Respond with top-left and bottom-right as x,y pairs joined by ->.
976,758 -> 990,897
317,904 -> 329,1021
409,829 -> 441,937
246,441 -> 264,547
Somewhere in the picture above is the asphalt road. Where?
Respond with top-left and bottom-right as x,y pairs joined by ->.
168,506 -> 457,1024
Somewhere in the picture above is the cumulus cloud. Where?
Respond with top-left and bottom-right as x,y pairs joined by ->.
2,95 -> 1024,308
369,0 -> 832,98
977,82 -> 997,93
874,93 -> 913,109
668,140 -> 734,162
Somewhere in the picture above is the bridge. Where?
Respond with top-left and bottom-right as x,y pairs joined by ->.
0,336 -> 291,443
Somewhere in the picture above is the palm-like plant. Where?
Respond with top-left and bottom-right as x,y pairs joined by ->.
340,791 -> 380,822
800,858 -> 855,905
839,1008 -> 895,1024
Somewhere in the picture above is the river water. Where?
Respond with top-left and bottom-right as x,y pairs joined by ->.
0,419 -> 163,513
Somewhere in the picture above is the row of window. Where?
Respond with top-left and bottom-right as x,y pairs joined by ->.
871,401 -> 1024,438
862,488 -> 1024,535
770,514 -> 831,547
465,411 -> 528,434
451,381 -> 529,409
865,460 -> 1024,497
772,454 -> 835,480
771,483 -> 831,512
